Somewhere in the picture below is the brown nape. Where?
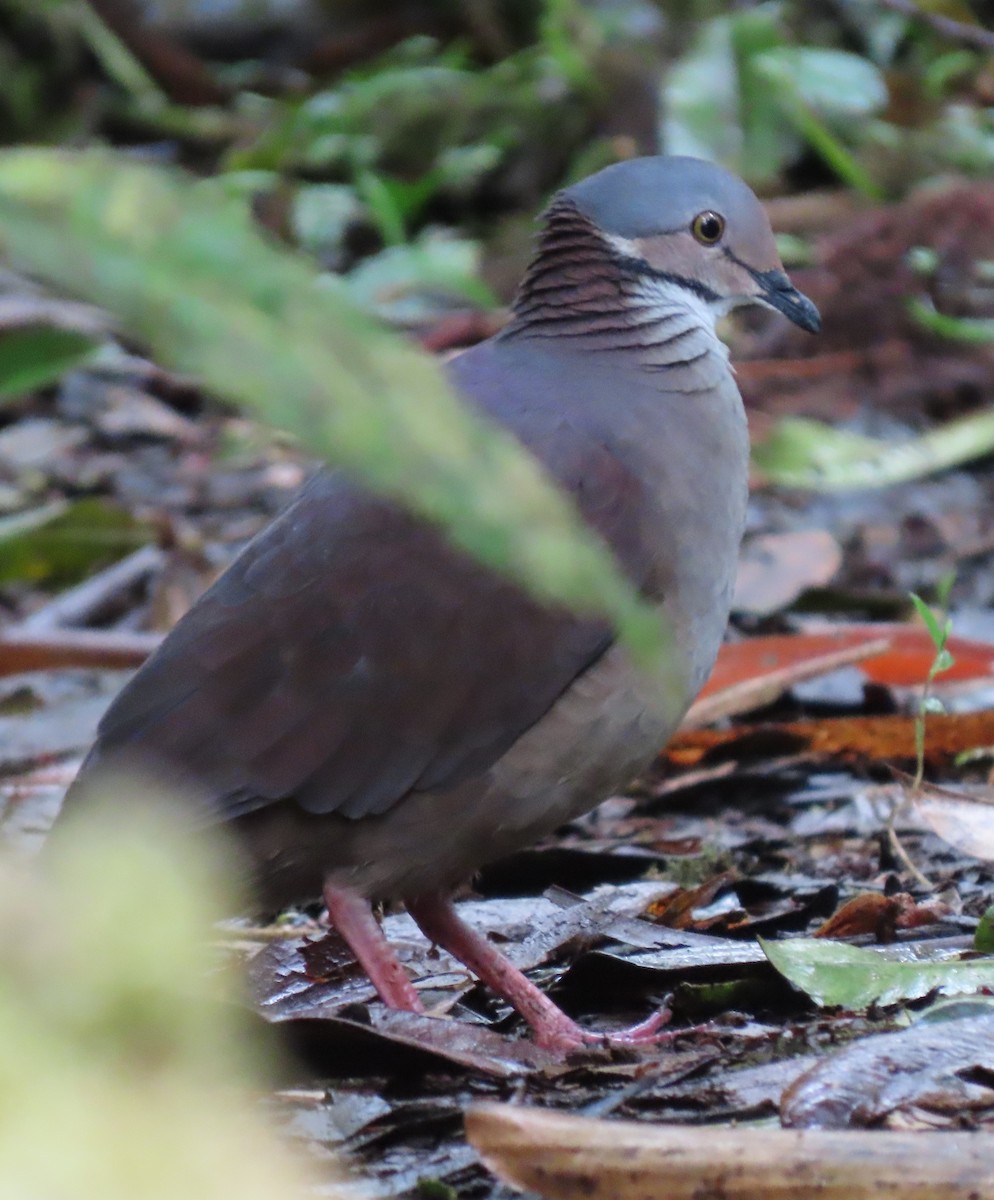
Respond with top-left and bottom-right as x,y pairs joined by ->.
500,198 -> 728,390
505,197 -> 630,329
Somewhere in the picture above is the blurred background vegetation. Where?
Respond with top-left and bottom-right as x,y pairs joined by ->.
4,0 -> 994,307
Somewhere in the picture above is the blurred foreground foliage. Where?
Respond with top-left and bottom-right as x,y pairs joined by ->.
2,784 -> 322,1199
0,147 -> 668,664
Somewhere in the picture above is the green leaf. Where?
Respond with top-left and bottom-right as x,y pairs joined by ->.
910,592 -> 945,650
0,148 -> 672,674
0,326 -> 98,400
761,937 -> 994,1009
936,570 -> 957,609
934,648 -> 955,674
0,497 -> 151,587
976,907 -> 994,954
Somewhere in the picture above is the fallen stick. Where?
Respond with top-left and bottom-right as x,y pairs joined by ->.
466,1103 -> 994,1200
0,627 -> 161,675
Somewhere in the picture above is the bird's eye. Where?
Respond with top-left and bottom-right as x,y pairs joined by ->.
691,211 -> 725,245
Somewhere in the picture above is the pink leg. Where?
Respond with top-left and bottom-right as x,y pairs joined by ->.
406,891 -> 671,1054
323,883 -> 424,1013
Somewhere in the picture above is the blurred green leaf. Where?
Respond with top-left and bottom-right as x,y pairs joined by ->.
338,231 -> 496,324
291,182 -> 363,259
0,148 -> 669,668
756,47 -> 887,118
754,48 -> 886,197
732,5 -> 794,185
753,409 -> 994,490
664,8 -> 888,193
908,294 -> 994,344
663,9 -> 792,183
223,32 -> 590,208
0,497 -> 151,587
762,936 -> 994,1008
0,325 -> 98,399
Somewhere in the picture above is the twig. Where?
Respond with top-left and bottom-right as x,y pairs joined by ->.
886,818 -> 934,890
879,0 -> 994,51
0,627 -> 161,675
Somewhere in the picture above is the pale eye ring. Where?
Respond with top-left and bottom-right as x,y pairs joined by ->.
691,210 -> 725,244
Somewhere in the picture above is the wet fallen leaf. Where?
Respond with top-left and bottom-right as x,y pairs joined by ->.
762,936 -> 994,1009
273,1008 -> 554,1079
466,1103 -> 994,1199
781,1011 -> 994,1129
733,529 -> 842,615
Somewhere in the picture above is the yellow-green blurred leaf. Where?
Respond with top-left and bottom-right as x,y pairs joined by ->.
0,497 -> 151,586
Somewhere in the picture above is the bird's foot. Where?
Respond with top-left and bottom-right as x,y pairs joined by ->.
532,1003 -> 674,1054
405,892 -> 687,1057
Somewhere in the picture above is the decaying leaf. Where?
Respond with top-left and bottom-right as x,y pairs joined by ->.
781,1010 -> 994,1129
814,892 -> 953,942
912,787 -> 994,862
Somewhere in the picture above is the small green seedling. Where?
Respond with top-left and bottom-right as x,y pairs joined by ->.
908,571 -> 957,793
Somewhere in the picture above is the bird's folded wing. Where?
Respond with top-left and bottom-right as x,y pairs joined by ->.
71,408 -> 654,826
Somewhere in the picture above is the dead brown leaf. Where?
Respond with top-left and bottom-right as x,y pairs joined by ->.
913,786 -> 994,861
734,530 -> 842,616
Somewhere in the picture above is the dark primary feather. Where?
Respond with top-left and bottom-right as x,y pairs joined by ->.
68,339 -> 658,827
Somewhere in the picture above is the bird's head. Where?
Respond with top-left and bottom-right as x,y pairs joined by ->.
560,155 -> 820,334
